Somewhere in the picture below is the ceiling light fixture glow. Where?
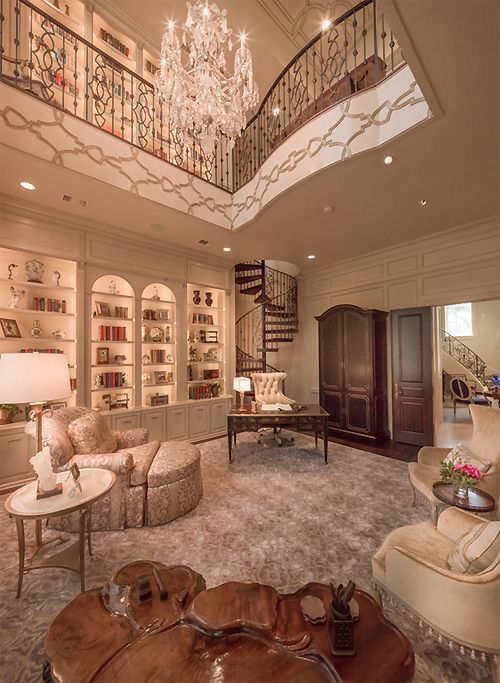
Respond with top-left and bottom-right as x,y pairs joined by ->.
155,0 -> 259,154
223,246 -> 232,252
384,155 -> 393,165
321,19 -> 331,30
323,205 -> 334,214
20,181 -> 36,190
419,199 -> 427,206
307,254 -> 316,260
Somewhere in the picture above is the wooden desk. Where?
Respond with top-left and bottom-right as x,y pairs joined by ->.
45,562 -> 414,683
227,404 -> 329,463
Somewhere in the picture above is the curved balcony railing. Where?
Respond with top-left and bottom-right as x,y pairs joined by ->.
441,329 -> 487,384
233,0 -> 404,190
0,0 -> 403,194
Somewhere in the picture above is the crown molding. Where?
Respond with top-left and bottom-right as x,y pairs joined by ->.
0,194 -> 231,271
91,0 -> 161,55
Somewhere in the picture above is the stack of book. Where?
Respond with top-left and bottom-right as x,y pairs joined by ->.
98,325 -> 127,341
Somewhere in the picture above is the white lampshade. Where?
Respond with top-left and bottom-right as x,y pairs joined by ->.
233,376 -> 251,393
0,353 -> 71,404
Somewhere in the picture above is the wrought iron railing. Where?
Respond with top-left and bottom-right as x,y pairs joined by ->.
0,0 -> 402,193
441,329 -> 487,384
232,0 -> 404,190
235,262 -> 298,377
0,0 -> 232,190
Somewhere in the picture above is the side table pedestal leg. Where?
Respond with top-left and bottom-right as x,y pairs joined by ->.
79,509 -> 86,592
15,517 -> 25,599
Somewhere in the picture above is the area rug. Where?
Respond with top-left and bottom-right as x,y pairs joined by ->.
0,433 -> 492,682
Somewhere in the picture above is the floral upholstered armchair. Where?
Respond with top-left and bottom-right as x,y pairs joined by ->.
25,407 -> 161,530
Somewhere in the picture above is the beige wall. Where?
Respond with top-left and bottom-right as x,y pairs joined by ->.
294,217 -> 500,426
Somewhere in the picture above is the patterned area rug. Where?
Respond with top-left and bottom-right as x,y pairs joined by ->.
0,433 -> 492,682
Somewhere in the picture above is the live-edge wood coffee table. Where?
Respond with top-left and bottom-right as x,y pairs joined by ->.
44,561 -> 414,683
227,404 -> 329,463
5,468 -> 116,598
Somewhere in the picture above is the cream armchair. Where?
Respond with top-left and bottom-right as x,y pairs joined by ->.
372,507 -> 500,676
251,372 -> 295,445
409,405 -> 500,522
25,406 -> 160,530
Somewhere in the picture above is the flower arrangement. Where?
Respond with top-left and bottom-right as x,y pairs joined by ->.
440,460 -> 482,496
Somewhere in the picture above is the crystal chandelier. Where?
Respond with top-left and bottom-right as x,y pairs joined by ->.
155,0 -> 259,155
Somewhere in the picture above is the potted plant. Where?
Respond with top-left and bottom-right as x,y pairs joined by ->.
440,460 -> 482,499
0,404 -> 21,425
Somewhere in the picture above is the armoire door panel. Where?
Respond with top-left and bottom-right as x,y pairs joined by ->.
344,310 -> 371,392
319,312 -> 343,389
345,394 -> 370,433
322,392 -> 343,428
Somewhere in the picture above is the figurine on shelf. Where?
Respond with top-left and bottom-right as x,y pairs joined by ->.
114,355 -> 127,364
53,270 -> 61,287
205,292 -> 213,307
94,375 -> 104,389
142,354 -> 151,365
8,286 -> 25,308
7,263 -> 18,280
192,290 -> 201,305
210,381 -> 221,397
164,326 -> 171,342
108,280 -> 119,295
25,257 -> 45,283
188,346 -> 199,362
187,365 -> 193,381
52,329 -> 66,340
192,331 -> 199,343
31,320 -> 42,338
150,287 -> 161,301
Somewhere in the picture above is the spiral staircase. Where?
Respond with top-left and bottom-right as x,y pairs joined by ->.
235,261 -> 298,377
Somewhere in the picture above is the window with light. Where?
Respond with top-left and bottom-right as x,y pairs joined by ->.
445,303 -> 473,337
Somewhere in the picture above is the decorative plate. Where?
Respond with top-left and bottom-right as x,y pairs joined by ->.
150,326 -> 163,342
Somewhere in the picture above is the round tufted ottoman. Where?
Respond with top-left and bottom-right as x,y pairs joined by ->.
146,441 -> 203,526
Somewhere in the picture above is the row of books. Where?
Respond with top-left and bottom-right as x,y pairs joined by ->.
32,297 -> 67,312
20,348 -> 63,353
150,349 -> 168,363
98,325 -> 127,341
188,384 -> 215,400
113,306 -> 129,319
191,313 -> 214,325
96,372 -> 127,388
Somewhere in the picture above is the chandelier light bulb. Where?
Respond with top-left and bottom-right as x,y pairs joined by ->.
322,19 -> 332,31
273,107 -> 280,116
155,0 -> 259,155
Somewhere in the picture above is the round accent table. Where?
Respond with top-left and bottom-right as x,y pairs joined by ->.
432,482 -> 495,515
5,468 -> 116,598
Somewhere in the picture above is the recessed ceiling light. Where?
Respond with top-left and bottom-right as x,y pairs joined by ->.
223,246 -> 232,252
384,155 -> 393,165
321,19 -> 331,30
20,181 -> 35,190
419,199 -> 427,206
307,254 -> 316,260
323,205 -> 334,214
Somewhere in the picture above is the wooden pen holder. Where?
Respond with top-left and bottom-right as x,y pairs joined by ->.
328,607 -> 356,656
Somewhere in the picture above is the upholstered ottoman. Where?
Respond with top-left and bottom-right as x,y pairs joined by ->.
146,441 -> 203,526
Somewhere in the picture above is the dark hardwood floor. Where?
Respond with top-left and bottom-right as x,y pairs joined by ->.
327,434 -> 419,463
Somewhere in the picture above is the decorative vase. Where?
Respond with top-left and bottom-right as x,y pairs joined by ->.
192,290 -> 201,305
0,408 -> 16,425
453,481 -> 469,498
31,320 -> 42,338
205,291 -> 213,307
25,258 -> 45,283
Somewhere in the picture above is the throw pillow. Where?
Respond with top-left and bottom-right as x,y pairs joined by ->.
446,521 -> 500,574
67,412 -> 117,455
443,443 -> 491,473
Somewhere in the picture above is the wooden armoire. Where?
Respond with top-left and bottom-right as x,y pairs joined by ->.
316,305 -> 389,441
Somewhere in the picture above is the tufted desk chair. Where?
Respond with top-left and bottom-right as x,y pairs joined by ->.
251,372 -> 295,446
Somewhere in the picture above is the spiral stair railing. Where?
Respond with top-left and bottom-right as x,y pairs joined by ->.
0,0 -> 403,193
441,329 -> 487,384
235,261 -> 298,378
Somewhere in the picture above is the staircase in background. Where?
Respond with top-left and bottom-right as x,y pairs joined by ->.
441,329 -> 487,384
235,261 -> 298,377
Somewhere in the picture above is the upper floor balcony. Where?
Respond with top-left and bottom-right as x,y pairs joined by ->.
0,0 -> 430,230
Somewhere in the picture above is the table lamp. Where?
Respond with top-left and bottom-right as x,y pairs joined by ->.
233,376 -> 251,411
0,352 -> 71,453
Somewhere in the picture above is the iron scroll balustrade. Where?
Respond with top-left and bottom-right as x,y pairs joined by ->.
233,0 -> 404,190
0,0 -> 402,193
441,329 -> 487,385
0,0 -> 232,191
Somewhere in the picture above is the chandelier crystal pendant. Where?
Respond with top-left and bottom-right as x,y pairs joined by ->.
155,0 -> 259,155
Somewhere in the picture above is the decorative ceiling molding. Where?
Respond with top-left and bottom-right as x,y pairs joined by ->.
0,65 -> 429,232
